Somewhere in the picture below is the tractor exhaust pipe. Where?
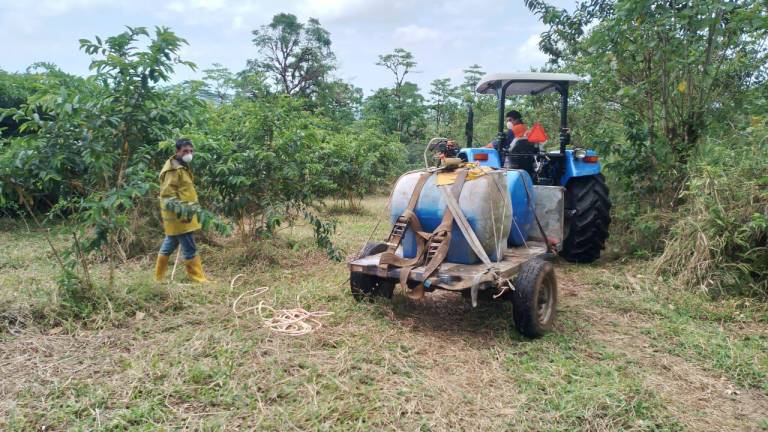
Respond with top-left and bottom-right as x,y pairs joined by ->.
558,83 -> 570,156
465,104 -> 474,147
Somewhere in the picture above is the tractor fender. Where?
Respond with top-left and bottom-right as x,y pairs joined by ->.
559,149 -> 602,186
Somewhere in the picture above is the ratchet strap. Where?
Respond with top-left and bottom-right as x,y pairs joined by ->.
380,169 -> 469,299
379,171 -> 431,270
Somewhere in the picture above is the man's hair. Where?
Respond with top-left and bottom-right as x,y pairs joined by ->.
506,110 -> 523,121
175,138 -> 193,150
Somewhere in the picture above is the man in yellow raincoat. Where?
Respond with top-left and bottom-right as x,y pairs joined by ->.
154,138 -> 210,283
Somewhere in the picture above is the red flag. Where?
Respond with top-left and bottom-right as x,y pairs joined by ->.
527,122 -> 549,143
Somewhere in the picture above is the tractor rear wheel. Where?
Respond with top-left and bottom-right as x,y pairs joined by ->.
350,272 -> 395,301
511,259 -> 557,338
561,174 -> 611,263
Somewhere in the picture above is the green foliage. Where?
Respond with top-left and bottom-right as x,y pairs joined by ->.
303,210 -> 343,261
197,63 -> 238,104
323,122 -> 405,209
526,0 -> 768,173
314,79 -> 364,124
188,93 -> 404,248
249,13 -> 335,96
362,83 -> 427,164
163,198 -> 232,236
524,0 -> 768,274
655,127 -> 768,297
0,27 -> 203,318
428,78 -> 460,136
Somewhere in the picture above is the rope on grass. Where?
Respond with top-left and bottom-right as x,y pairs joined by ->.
230,274 -> 245,290
231,286 -> 332,336
232,286 -> 270,314
257,302 -> 333,336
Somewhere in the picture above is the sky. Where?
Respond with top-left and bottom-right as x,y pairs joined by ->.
0,0 -> 575,95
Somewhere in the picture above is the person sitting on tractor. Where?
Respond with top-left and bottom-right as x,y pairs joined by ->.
485,110 -> 528,150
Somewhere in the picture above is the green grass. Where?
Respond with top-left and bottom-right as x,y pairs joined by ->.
590,265 -> 768,392
2,198 -> 767,430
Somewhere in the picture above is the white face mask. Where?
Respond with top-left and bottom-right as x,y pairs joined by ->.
182,153 -> 193,163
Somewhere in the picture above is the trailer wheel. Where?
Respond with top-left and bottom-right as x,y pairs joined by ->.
358,241 -> 389,258
350,272 -> 395,301
511,259 -> 557,338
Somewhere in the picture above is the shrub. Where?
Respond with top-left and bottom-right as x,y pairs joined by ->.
654,126 -> 768,297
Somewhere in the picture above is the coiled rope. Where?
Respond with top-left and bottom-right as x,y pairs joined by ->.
231,275 -> 332,336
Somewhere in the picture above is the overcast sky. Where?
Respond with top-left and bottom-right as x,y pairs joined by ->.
1,0 -> 575,95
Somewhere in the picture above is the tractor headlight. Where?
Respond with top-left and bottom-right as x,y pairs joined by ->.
574,148 -> 587,159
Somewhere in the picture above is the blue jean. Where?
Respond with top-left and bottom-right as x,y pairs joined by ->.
158,232 -> 197,260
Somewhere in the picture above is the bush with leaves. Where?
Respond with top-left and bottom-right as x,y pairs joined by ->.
190,96 -> 333,237
654,126 -> 768,297
0,27 -> 232,321
323,122 -> 405,210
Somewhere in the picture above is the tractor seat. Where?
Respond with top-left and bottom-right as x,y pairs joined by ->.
505,138 -> 538,173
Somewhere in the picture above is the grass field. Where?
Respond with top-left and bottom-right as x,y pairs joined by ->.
1,196 -> 767,431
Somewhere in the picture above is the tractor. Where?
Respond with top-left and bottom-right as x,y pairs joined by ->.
347,73 -> 611,338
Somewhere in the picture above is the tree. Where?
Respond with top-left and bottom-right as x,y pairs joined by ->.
362,82 -> 427,164
525,0 -> 768,171
315,79 -> 364,124
461,64 -> 485,102
376,48 -> 417,133
249,13 -> 335,97
428,78 -> 458,134
199,64 -> 237,104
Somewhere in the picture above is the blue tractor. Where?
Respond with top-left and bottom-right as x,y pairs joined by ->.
466,73 -> 611,263
348,73 -> 611,337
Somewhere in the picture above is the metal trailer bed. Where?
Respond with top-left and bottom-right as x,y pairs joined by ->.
348,241 -> 549,292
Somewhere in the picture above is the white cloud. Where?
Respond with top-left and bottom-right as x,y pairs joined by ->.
393,24 -> 439,44
231,15 -> 245,31
164,0 -> 227,14
516,34 -> 548,67
165,1 -> 187,13
1,0 -> 553,95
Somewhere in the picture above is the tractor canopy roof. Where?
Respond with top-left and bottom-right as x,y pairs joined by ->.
475,73 -> 586,96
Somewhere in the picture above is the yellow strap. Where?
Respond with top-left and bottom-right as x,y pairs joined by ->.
436,165 -> 493,186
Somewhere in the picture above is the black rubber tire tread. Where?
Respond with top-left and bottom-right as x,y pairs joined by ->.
359,241 -> 389,257
350,272 -> 394,301
561,174 -> 612,263
511,259 -> 557,338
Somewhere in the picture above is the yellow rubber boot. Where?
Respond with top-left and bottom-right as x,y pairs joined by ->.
155,254 -> 170,281
184,255 -> 210,283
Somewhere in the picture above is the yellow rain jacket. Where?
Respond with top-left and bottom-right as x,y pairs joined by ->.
159,157 -> 201,236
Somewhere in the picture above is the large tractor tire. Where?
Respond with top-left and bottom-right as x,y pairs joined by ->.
561,174 -> 611,263
511,259 -> 557,338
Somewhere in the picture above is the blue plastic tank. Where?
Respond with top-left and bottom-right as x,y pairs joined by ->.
389,170 -> 511,264
505,169 -> 535,246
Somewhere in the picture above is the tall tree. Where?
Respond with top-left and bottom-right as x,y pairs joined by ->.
461,64 -> 485,101
363,82 -> 427,163
428,78 -> 457,134
249,13 -> 335,96
199,63 -> 236,104
376,48 -> 417,134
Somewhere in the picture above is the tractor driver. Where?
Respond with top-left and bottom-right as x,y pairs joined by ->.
484,110 -> 528,151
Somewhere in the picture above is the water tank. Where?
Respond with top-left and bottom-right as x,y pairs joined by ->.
506,169 -> 535,246
390,170 -> 511,264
